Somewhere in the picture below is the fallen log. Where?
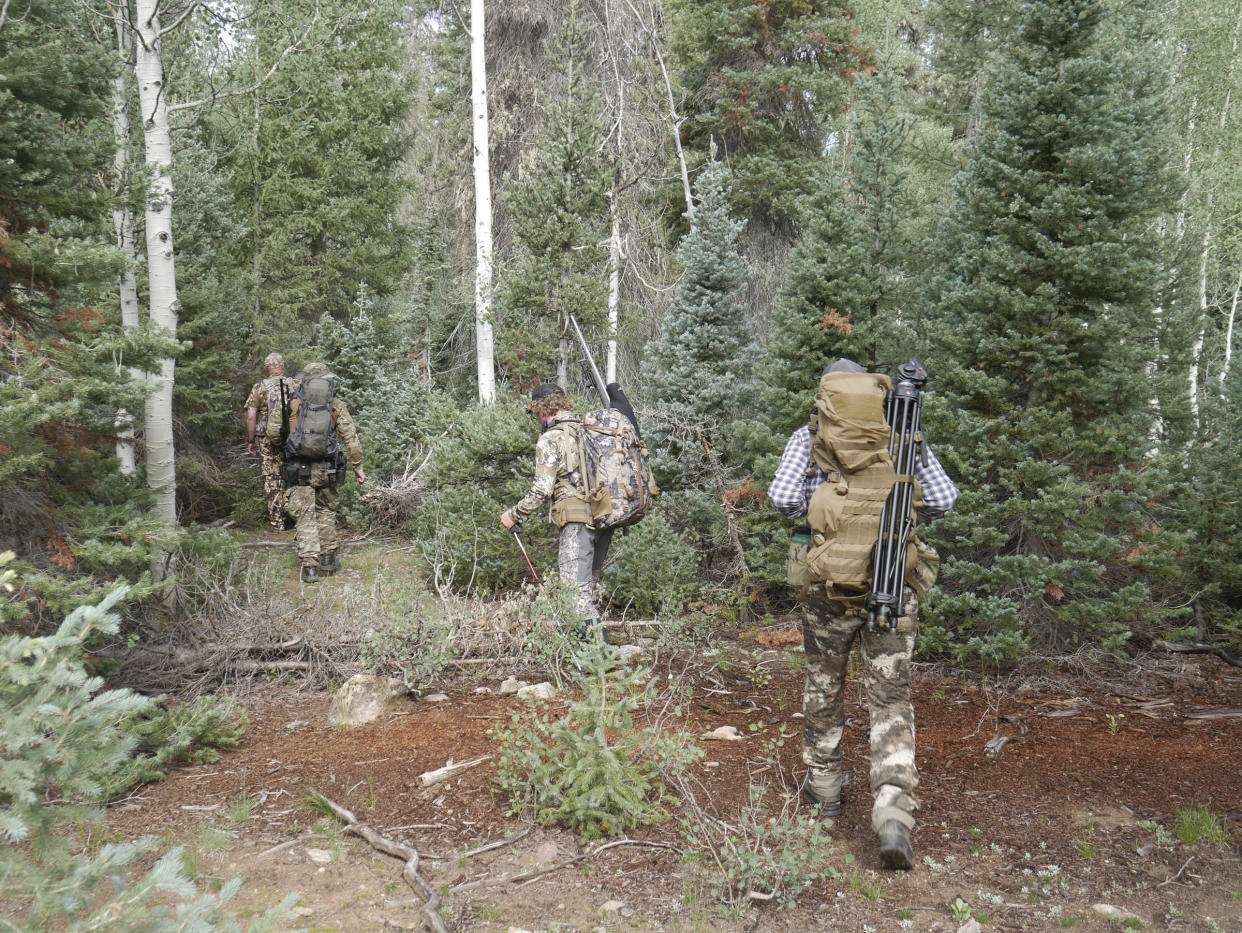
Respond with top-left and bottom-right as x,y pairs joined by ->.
1159,640 -> 1242,667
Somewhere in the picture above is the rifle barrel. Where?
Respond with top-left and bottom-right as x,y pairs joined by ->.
569,314 -> 610,409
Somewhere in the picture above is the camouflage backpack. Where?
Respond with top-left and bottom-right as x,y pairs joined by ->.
803,370 -> 922,594
568,409 -> 660,531
284,373 -> 340,463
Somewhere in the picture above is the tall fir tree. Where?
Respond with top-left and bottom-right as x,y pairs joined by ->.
744,61 -> 927,477
226,0 -> 414,336
925,0 -> 1177,657
644,160 -> 751,460
921,0 -> 1020,141
642,160 -> 754,579
0,0 -> 164,616
495,0 -> 612,389
665,0 -> 866,233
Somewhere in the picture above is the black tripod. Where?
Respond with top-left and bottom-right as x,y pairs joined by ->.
866,359 -> 929,632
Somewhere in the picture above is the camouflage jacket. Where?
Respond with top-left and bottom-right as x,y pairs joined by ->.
512,411 -> 587,520
246,376 -> 297,427
264,393 -> 364,468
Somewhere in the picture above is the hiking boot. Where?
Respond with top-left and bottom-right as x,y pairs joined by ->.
574,619 -> 612,645
801,785 -> 843,818
319,551 -> 340,575
299,565 -> 320,584
878,820 -> 915,870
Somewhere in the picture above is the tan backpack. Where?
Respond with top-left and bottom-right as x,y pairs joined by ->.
803,371 -> 922,595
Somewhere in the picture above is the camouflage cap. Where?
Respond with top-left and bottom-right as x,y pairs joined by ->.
264,352 -> 285,370
303,361 -> 330,377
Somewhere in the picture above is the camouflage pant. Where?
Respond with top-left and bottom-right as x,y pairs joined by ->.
801,587 -> 920,833
285,483 -> 340,567
259,445 -> 286,529
558,523 -> 615,621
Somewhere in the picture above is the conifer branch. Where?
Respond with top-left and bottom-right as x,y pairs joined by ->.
168,3 -> 319,113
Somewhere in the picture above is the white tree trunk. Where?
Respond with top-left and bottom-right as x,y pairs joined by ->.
1221,264 -> 1242,388
606,190 -> 621,383
135,0 -> 180,547
1190,220 -> 1212,426
628,0 -> 694,219
112,6 -> 140,476
470,0 -> 496,404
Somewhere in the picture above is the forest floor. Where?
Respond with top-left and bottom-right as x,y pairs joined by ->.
104,534 -> 1242,933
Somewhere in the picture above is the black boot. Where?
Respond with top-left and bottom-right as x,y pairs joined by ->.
878,820 -> 915,870
300,565 -> 320,584
319,551 -> 339,575
801,785 -> 843,818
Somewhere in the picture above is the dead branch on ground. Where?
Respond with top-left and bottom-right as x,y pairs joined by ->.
310,793 -> 449,933
448,838 -> 677,894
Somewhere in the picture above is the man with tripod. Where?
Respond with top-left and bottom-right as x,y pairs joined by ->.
769,358 -> 958,870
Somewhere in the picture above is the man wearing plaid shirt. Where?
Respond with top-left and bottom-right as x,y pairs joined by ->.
769,358 -> 958,871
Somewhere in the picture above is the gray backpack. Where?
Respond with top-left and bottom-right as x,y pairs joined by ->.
284,375 -> 339,462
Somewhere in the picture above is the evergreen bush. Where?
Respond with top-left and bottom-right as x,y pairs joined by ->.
0,562 -> 295,931
492,649 -> 702,841
681,783 -> 843,911
409,395 -> 560,593
926,0 -> 1179,657
600,512 -> 700,618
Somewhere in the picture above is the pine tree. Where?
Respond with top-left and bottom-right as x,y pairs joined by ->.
226,0 -> 414,333
926,0 -> 1177,657
0,0 -> 164,620
641,160 -> 754,579
643,160 -> 751,470
495,0 -> 612,389
0,575 -> 295,930
751,62 -> 925,451
922,0 -> 1020,140
665,0 -> 864,232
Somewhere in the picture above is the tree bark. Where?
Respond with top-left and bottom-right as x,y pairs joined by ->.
470,0 -> 496,403
134,0 -> 181,566
112,6 -> 141,476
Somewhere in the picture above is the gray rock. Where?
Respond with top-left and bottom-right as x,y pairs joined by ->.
518,682 -> 556,700
329,674 -> 406,727
615,644 -> 645,665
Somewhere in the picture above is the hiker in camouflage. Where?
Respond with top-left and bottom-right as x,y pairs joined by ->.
265,362 -> 366,583
769,358 -> 959,871
499,383 -> 619,641
245,352 -> 296,530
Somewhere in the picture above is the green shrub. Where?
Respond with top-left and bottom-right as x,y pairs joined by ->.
409,396 -> 558,593
681,783 -> 844,911
359,581 -> 457,693
601,512 -> 701,617
492,648 -> 702,841
0,560 -> 295,931
103,694 -> 250,800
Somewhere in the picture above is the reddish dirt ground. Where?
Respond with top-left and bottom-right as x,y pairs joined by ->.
106,643 -> 1242,932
